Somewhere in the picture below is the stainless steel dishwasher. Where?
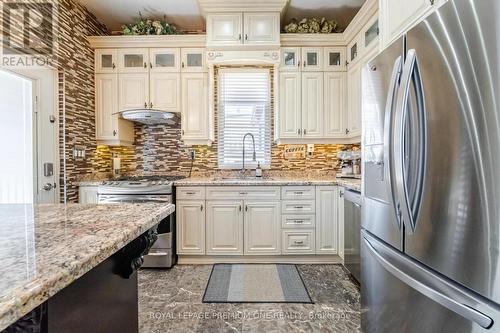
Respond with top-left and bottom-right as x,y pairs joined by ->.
343,189 -> 362,283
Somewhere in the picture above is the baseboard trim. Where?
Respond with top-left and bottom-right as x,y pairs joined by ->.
177,255 -> 342,264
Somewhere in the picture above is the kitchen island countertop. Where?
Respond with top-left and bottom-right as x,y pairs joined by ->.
0,203 -> 175,331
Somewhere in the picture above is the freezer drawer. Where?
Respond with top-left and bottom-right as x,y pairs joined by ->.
361,230 -> 500,333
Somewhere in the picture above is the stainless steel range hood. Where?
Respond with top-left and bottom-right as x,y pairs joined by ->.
118,109 -> 175,125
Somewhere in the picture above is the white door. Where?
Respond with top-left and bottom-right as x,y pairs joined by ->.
176,200 -> 206,254
149,73 -> 180,112
324,72 -> 347,138
181,48 -> 206,72
95,74 -> 118,140
118,73 -> 149,111
347,63 -> 362,137
316,186 -> 338,254
244,201 -> 281,255
181,73 -> 208,140
206,200 -> 244,255
117,48 -> 149,73
0,69 -> 58,204
279,72 -> 302,138
149,48 -> 180,72
301,47 -> 323,71
301,72 -> 323,138
207,13 -> 243,46
243,12 -> 279,45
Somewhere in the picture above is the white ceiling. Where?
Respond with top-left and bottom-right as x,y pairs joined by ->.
76,0 -> 365,33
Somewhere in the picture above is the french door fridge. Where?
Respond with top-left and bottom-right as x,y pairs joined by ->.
361,0 -> 500,331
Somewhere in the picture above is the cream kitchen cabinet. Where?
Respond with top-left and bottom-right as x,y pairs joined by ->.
324,72 -> 347,138
181,73 -> 210,145
206,200 -> 244,255
117,48 -> 149,73
278,72 -> 302,138
78,185 -> 99,204
347,63 -> 362,138
177,200 -> 206,255
149,48 -> 180,72
301,72 -> 324,138
95,74 -> 134,145
150,73 -> 180,111
181,48 -> 206,72
244,201 -> 281,255
118,73 -> 149,111
280,47 -> 301,72
206,12 -> 279,47
95,49 -> 117,74
301,47 -> 323,72
316,186 -> 339,255
324,47 -> 346,72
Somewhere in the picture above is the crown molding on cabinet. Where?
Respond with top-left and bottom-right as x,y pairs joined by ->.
198,0 -> 289,13
342,0 -> 378,43
280,33 -> 345,47
87,35 -> 206,49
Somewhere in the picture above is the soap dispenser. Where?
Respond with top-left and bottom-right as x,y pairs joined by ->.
255,162 -> 262,177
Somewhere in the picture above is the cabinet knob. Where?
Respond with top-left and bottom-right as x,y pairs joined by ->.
340,191 -> 344,197
200,204 -> 203,211
144,102 -> 147,108
112,63 -> 115,69
429,0 -> 435,4
345,128 -> 350,135
181,129 -> 185,135
149,102 -> 153,108
245,205 -> 248,212
297,129 -> 302,135
143,62 -> 147,68
182,62 -> 185,68
239,205 -> 242,212
245,34 -> 248,41
113,130 -> 117,136
303,129 -> 307,135
238,34 -> 242,41
150,62 -> 152,69
303,60 -> 306,67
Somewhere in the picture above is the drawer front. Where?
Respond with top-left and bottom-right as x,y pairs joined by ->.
282,230 -> 315,254
282,215 -> 315,229
281,186 -> 315,200
281,200 -> 316,215
176,186 -> 206,200
206,186 -> 281,200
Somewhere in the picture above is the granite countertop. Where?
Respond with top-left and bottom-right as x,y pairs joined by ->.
174,177 -> 361,192
0,203 -> 175,331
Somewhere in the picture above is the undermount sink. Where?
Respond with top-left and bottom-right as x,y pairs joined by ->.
212,176 -> 274,181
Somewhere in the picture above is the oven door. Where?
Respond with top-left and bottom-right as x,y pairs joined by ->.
98,194 -> 172,204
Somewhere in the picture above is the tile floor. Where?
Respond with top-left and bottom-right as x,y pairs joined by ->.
138,264 -> 360,333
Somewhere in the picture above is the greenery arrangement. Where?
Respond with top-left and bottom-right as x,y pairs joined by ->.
284,17 -> 341,33
122,13 -> 179,35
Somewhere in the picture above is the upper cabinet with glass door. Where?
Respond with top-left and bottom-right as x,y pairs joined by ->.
324,47 -> 346,71
363,16 -> 379,51
95,49 -> 117,73
301,47 -> 323,72
149,48 -> 180,72
117,48 -> 149,73
280,48 -> 300,72
181,48 -> 206,72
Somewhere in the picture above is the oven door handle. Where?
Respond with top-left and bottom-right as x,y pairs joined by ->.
98,195 -> 171,203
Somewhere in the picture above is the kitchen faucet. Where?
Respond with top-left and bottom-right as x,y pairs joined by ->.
242,133 -> 256,176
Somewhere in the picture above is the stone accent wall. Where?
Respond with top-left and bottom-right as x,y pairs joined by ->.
0,0 -> 109,202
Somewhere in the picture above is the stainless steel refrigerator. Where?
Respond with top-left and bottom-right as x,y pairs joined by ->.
361,0 -> 500,331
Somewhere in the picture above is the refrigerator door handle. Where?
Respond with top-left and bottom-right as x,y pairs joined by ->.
362,231 -> 495,329
394,49 -> 427,233
383,56 -> 403,228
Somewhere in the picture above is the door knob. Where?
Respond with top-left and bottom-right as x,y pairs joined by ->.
42,183 -> 56,191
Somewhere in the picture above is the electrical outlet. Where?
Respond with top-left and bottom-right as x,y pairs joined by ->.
306,144 -> 314,157
188,149 -> 196,160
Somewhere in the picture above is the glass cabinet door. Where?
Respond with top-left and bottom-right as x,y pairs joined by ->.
181,48 -> 206,72
365,19 -> 379,48
324,47 -> 346,71
149,48 -> 180,72
301,47 -> 323,71
95,49 -> 117,73
280,47 -> 300,71
350,43 -> 358,63
118,48 -> 149,73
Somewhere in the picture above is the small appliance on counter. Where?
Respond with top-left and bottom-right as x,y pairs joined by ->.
336,150 -> 361,179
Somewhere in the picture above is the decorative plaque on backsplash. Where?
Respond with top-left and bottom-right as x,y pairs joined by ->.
284,145 -> 306,160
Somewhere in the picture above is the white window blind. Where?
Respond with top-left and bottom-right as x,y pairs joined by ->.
218,68 -> 272,169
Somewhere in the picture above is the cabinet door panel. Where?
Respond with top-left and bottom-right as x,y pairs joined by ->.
244,201 -> 281,255
301,72 -> 323,137
279,72 -> 302,138
117,48 -> 149,73
150,73 -> 180,112
206,201 -> 243,255
149,48 -> 180,72
207,13 -> 243,45
118,73 -> 149,111
95,74 -> 118,140
347,64 -> 362,137
95,49 -> 117,73
181,73 -> 208,139
243,12 -> 279,45
301,47 -> 323,71
177,201 -> 205,254
280,47 -> 300,72
181,48 -> 206,72
382,0 -> 431,46
316,186 -> 338,254
324,47 -> 346,71
324,72 -> 347,138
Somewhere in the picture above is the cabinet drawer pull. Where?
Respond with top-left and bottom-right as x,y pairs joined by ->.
200,204 -> 203,211
245,205 -> 248,212
239,192 -> 247,195
294,206 -> 304,209
293,240 -> 304,245
185,192 -> 196,195
293,191 -> 304,195
239,205 -> 242,212
294,220 -> 304,223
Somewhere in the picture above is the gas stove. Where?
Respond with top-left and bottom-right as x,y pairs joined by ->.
98,175 -> 185,197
